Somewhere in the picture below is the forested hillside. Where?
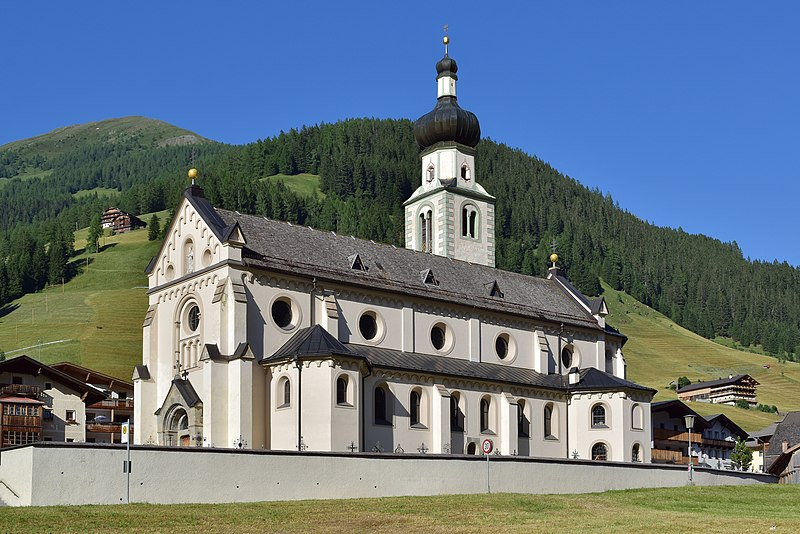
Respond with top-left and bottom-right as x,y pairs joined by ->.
1,117 -> 799,361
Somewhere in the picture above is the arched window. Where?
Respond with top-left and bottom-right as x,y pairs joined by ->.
631,404 -> 643,430
517,400 -> 530,438
410,389 -> 422,427
419,209 -> 433,253
480,397 -> 491,433
461,204 -> 478,239
426,164 -> 435,183
591,404 -> 607,427
450,393 -> 464,431
460,162 -> 471,181
632,443 -> 642,463
336,375 -> 349,405
544,404 -> 555,439
374,385 -> 391,425
277,377 -> 291,408
592,442 -> 608,461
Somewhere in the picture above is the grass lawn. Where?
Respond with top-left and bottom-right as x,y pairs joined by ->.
260,172 -> 324,199
0,486 -> 797,533
604,282 -> 800,431
0,223 -> 160,379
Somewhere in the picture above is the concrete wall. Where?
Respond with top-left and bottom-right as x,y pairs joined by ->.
0,443 -> 776,507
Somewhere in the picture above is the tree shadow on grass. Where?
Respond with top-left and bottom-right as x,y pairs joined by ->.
0,303 -> 20,319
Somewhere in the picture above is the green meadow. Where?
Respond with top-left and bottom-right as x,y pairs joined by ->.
260,172 -> 325,199
0,486 -> 797,533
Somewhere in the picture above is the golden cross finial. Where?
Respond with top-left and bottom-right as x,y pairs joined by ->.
443,24 -> 450,55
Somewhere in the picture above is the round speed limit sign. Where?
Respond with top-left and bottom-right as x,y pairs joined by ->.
482,439 -> 493,454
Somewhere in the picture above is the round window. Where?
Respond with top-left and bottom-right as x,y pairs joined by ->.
359,312 -> 378,341
187,305 -> 200,332
496,334 -> 509,359
431,324 -> 447,351
271,299 -> 293,329
561,347 -> 573,369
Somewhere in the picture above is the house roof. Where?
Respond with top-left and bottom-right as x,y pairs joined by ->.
0,396 -> 45,405
703,413 -> 748,439
766,411 -> 800,469
651,400 -> 712,430
216,208 -> 604,332
264,326 -> 655,395
0,355 -> 107,405
51,361 -> 133,392
676,374 -> 758,394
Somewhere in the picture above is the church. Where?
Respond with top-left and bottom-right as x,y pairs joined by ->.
133,37 -> 655,462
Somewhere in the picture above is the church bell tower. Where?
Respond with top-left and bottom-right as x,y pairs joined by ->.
404,35 -> 495,267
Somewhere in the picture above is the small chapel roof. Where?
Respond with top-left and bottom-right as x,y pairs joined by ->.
216,209 -> 604,332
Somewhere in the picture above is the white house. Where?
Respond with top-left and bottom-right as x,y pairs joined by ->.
133,39 -> 655,462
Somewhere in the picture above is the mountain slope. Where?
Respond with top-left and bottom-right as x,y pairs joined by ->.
604,282 -> 796,430
0,116 -> 206,177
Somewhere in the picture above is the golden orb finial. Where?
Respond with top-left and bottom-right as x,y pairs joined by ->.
443,35 -> 450,45
188,168 -> 198,180
549,253 -> 559,264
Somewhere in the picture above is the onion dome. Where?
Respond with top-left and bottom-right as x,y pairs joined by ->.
414,52 -> 481,150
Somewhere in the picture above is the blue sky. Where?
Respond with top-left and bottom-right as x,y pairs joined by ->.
2,2 -> 799,265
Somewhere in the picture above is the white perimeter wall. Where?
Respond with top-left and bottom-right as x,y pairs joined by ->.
0,444 -> 775,507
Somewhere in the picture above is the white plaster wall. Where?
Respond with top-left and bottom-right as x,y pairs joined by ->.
269,365 -> 298,451
569,393 -> 652,463
413,310 -> 469,360
0,445 -> 775,507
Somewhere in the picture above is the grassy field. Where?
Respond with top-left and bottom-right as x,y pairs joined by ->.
0,223 -> 160,379
260,172 -> 324,198
604,282 -> 800,431
0,486 -> 798,533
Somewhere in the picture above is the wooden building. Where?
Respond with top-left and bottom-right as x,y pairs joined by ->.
101,207 -> 146,233
651,400 -> 747,469
677,374 -> 758,406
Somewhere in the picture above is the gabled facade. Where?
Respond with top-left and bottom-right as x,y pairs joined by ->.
133,40 -> 655,462
0,356 -> 107,445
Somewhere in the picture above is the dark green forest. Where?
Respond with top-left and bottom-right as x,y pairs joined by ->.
1,118 -> 799,360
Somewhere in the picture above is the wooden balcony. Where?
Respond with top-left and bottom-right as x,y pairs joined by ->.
653,428 -> 735,449
0,384 -> 41,397
87,399 -> 134,410
1,415 -> 42,430
86,423 -> 130,434
651,449 -> 698,465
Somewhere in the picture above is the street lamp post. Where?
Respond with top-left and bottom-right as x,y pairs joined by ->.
684,414 -> 695,485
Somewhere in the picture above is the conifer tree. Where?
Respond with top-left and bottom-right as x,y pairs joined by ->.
87,215 -> 102,253
148,214 -> 161,241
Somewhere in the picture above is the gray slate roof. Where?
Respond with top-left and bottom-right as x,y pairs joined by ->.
766,411 -> 800,468
216,208 -> 602,331
264,326 -> 654,395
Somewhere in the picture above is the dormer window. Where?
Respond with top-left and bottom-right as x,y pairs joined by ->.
348,253 -> 367,272
461,163 -> 471,181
